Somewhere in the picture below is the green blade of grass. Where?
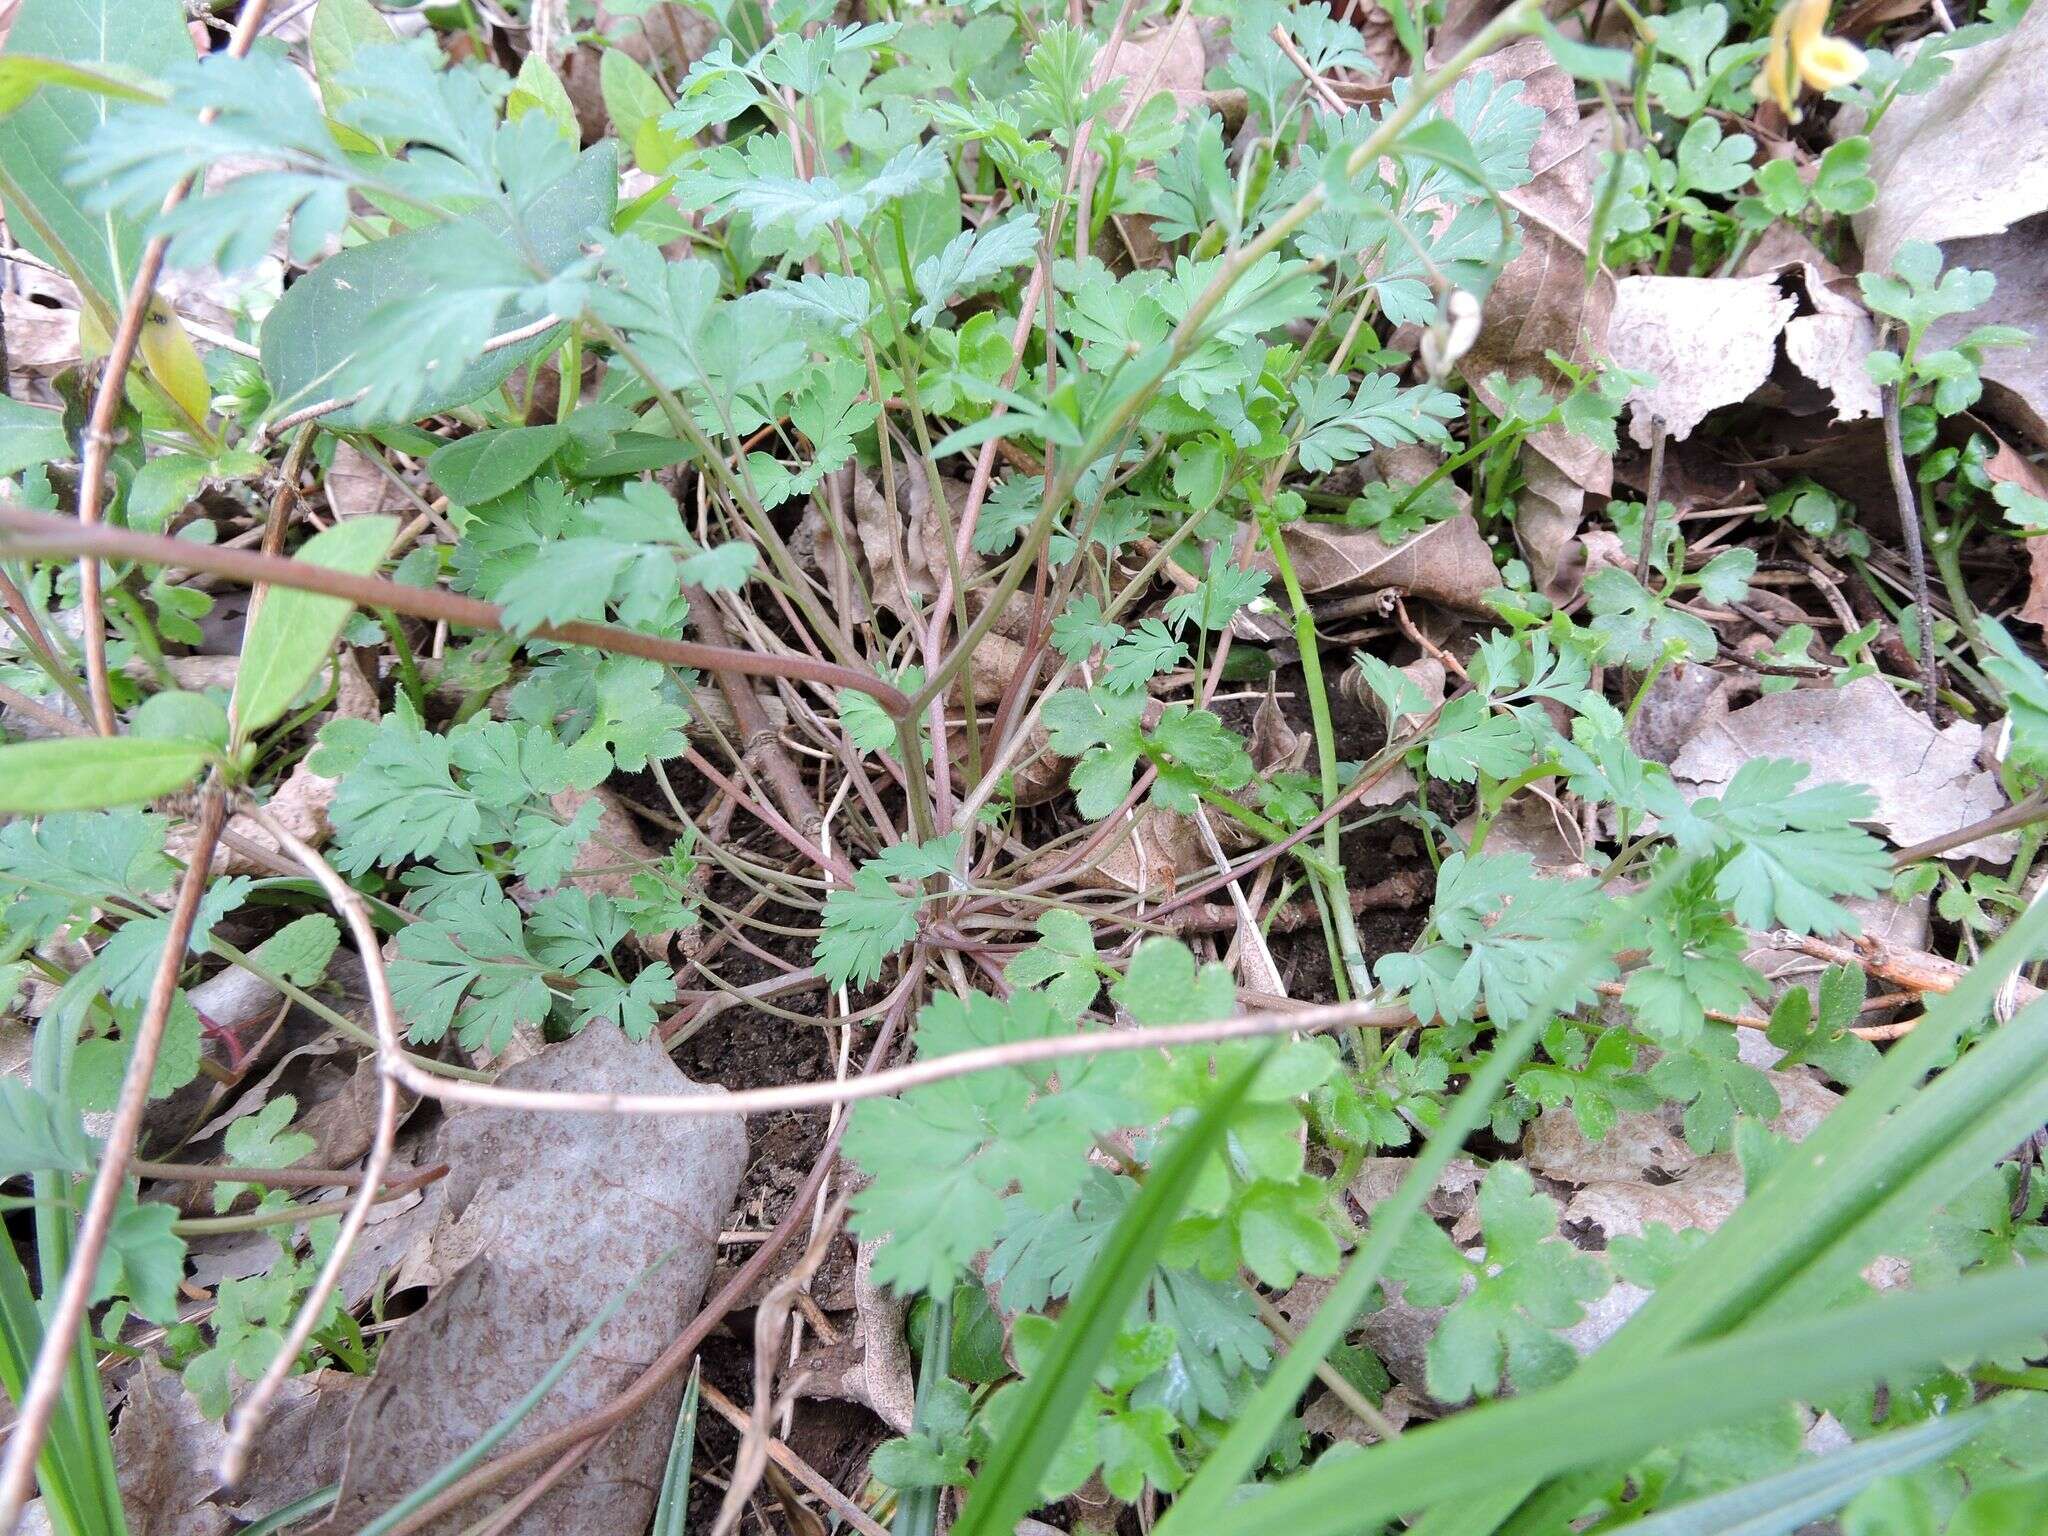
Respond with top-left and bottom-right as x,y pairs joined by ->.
236,1483 -> 339,1536
1160,868 -> 1684,1534
950,1051 -> 1268,1536
650,1361 -> 700,1536
1612,1403 -> 1992,1536
1200,1261 -> 2048,1536
1417,892 -> 2048,1536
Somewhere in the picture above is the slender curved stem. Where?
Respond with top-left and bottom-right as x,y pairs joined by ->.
0,504 -> 911,715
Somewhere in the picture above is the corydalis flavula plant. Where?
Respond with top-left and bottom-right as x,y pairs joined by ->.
0,0 -> 2045,1533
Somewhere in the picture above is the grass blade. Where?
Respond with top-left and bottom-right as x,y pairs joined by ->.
1415,893 -> 2048,1536
650,1362 -> 700,1536
950,1052 -> 1267,1536
1199,1262 -> 2048,1536
236,1483 -> 339,1536
1611,1405 -> 1990,1536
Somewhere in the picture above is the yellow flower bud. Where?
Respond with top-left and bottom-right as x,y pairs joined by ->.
1799,35 -> 1868,92
1754,0 -> 1866,121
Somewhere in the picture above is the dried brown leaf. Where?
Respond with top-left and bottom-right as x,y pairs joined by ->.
1850,5 -> 2048,272
323,1025 -> 747,1535
1670,674 -> 2013,859
1455,39 -> 1613,595
116,1358 -> 229,1536
1265,513 -> 1499,613
1608,274 -> 1796,445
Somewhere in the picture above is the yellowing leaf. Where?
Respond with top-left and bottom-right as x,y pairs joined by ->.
136,297 -> 212,433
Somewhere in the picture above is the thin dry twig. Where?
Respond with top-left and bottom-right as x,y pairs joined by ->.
0,780 -> 228,1534
0,504 -> 911,715
697,1380 -> 890,1536
219,801 -> 405,1486
71,0 -> 274,735
1634,414 -> 1668,588
712,1196 -> 850,1536
1880,379 -> 1941,721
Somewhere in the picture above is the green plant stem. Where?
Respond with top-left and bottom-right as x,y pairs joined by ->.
1976,1365 -> 2048,1392
205,937 -> 492,1083
376,609 -> 426,715
554,330 -> 580,426
1260,502 -> 1369,996
171,1164 -> 445,1235
1393,413 -> 1543,519
585,318 -> 863,674
1466,763 -> 1559,855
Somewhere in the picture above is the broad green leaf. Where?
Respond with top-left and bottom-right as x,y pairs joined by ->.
132,689 -> 228,747
248,914 -> 340,986
259,143 -> 616,429
125,449 -> 266,531
427,425 -> 569,506
309,0 -> 396,149
0,395 -> 67,475
0,1079 -> 95,1177
0,0 -> 189,309
600,50 -> 683,173
0,736 -> 209,812
507,51 -> 578,143
231,514 -> 398,739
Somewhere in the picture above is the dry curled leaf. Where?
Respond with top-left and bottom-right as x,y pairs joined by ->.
323,1025 -> 747,1535
1264,513 -> 1500,614
1847,8 -> 2048,441
1850,5 -> 2048,272
1455,38 -> 1614,597
1608,274 -> 1797,445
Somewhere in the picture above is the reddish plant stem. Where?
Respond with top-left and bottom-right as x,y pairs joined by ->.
0,783 -> 227,1533
690,590 -> 828,850
683,746 -> 852,884
0,506 -> 910,715
72,0 -> 273,734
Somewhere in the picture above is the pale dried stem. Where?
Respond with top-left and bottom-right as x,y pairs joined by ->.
711,1196 -> 849,1536
1272,23 -> 1348,113
379,993 -> 1414,1121
73,0 -> 273,735
219,802 -> 405,1486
